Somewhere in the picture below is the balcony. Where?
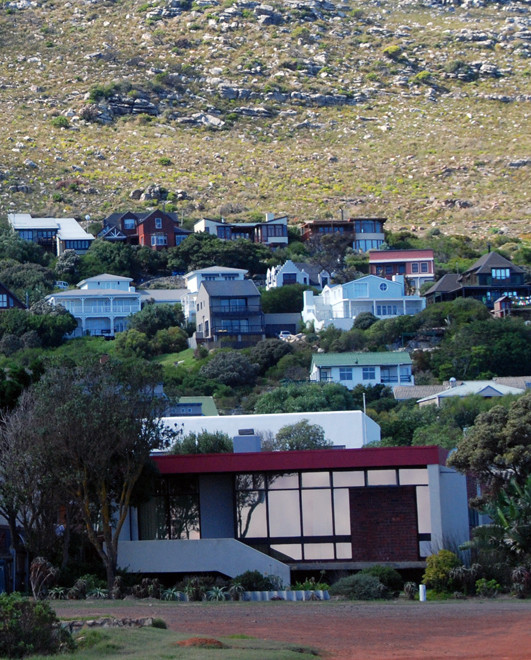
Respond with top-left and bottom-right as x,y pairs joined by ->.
211,305 -> 262,316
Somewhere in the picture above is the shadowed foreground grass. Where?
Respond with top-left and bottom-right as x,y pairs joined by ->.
27,627 -> 320,660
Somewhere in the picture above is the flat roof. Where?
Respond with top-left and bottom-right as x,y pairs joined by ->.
153,445 -> 448,475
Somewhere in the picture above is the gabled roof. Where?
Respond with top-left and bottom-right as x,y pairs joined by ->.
292,261 -> 328,282
200,280 -> 260,297
312,351 -> 412,368
417,380 -> 525,403
463,251 -> 524,276
0,280 -> 25,309
393,385 -> 444,400
78,273 -> 133,285
424,273 -> 461,296
98,225 -> 127,240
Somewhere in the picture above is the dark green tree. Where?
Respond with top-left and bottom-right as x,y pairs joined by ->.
254,382 -> 353,414
127,302 -> 184,338
274,420 -> 332,451
248,338 -> 292,374
199,350 -> 259,387
173,430 -> 233,454
261,284 -> 311,313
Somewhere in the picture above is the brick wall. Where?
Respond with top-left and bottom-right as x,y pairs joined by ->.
350,486 -> 419,562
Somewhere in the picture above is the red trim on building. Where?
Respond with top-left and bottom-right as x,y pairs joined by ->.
153,446 -> 448,475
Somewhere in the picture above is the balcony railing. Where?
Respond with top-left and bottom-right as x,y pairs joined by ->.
211,305 -> 262,314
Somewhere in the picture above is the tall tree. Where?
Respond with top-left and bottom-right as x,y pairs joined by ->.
15,360 -> 173,589
448,392 -> 531,504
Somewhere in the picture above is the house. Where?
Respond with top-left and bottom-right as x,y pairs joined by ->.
138,288 -> 188,307
302,274 -> 426,331
99,210 -> 191,249
45,273 -> 142,337
300,217 -> 386,252
417,379 -> 526,407
424,251 -> 531,309
194,213 -> 288,247
117,445 -> 469,580
164,396 -> 219,417
194,279 -> 265,347
182,266 -> 248,321
7,213 -> 94,255
394,376 -> 531,401
266,260 -> 330,290
369,249 -> 435,294
163,409 -> 380,448
0,282 -> 25,311
310,352 -> 414,389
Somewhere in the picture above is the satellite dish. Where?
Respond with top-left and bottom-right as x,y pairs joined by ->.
85,214 -> 91,221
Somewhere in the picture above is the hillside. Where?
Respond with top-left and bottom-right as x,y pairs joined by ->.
0,0 -> 530,238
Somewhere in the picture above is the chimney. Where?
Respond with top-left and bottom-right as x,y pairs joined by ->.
265,212 -> 274,222
233,429 -> 261,453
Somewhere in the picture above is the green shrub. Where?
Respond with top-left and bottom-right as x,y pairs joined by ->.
329,573 -> 388,600
411,70 -> 432,85
359,565 -> 403,592
422,550 -> 461,593
383,45 -> 402,60
151,618 -> 167,629
475,578 -> 501,598
0,592 -> 74,658
50,115 -> 69,128
232,570 -> 276,591
158,157 -> 172,167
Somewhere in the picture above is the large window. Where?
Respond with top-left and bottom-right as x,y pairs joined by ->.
123,218 -> 136,230
139,476 -> 200,540
151,234 -> 167,246
0,294 -> 7,307
492,268 -> 510,280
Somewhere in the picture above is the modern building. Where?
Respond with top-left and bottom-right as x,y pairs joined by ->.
266,260 -> 330,290
300,217 -> 386,252
194,214 -> 288,247
369,249 -> 435,294
45,273 -> 141,337
302,274 -> 426,331
310,352 -> 414,389
163,409 -> 380,449
424,251 -> 531,309
7,213 -> 94,255
195,279 -> 265,347
99,210 -> 191,249
117,445 -> 469,580
182,267 -> 248,321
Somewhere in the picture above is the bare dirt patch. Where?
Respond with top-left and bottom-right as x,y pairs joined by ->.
54,598 -> 531,659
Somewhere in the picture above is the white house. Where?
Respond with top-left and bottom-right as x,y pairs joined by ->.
163,410 -> 381,448
302,274 -> 426,331
266,260 -> 330,290
417,379 -> 526,407
310,352 -> 414,389
182,266 -> 248,321
8,213 -> 94,255
46,273 -> 142,337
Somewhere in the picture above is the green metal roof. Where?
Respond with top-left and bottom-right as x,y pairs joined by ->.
311,352 -> 412,367
178,396 -> 219,416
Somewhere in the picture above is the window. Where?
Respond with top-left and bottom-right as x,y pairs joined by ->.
283,273 -> 297,285
155,217 -> 162,229
492,268 -> 510,280
0,294 -> 7,307
411,263 -> 419,273
421,262 -> 429,273
123,218 -> 135,230
339,367 -> 353,381
379,282 -> 388,291
385,265 -> 393,275
398,264 -> 406,274
362,366 -> 375,380
151,234 -> 167,246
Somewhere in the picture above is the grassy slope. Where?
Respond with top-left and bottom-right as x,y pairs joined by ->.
0,0 -> 530,238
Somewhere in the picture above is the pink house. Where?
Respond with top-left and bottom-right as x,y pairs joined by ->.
369,249 -> 435,294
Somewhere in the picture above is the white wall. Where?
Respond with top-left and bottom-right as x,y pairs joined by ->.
426,464 -> 470,555
163,410 -> 380,447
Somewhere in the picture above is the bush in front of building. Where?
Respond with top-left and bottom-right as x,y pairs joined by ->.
231,570 -> 278,592
329,573 -> 389,600
0,592 -> 74,658
422,549 -> 462,593
359,565 -> 403,593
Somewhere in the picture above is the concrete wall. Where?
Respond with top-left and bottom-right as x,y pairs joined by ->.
164,410 -> 380,448
117,538 -> 290,585
426,464 -> 469,555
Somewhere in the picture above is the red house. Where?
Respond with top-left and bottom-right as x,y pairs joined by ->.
369,249 -> 435,294
99,210 -> 191,250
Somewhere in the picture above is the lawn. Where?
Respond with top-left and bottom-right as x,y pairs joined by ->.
28,627 -> 319,660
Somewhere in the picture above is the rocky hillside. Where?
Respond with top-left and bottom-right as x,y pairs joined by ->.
0,0 -> 530,238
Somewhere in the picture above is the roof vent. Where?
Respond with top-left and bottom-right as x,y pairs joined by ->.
449,377 -> 457,388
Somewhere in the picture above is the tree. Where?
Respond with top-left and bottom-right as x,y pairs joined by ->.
18,360 -> 173,589
448,392 -> 531,503
54,249 -> 80,282
199,350 -> 259,387
353,312 -> 378,330
0,261 -> 55,305
127,302 -> 184,338
254,382 -> 353,414
260,284 -> 311,313
273,420 -> 332,451
248,338 -> 292,374
173,430 -> 233,454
